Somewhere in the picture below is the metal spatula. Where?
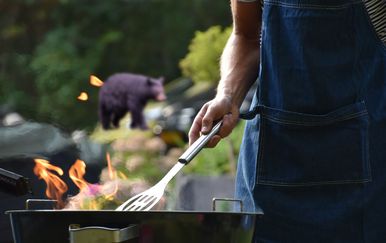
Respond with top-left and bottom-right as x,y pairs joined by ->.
115,121 -> 222,211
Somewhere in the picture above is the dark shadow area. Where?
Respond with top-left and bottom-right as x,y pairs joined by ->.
0,122 -> 105,243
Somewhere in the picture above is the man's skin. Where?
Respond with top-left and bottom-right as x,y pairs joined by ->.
189,0 -> 262,146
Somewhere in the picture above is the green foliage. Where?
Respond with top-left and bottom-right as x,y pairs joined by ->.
180,26 -> 232,84
30,27 -> 122,130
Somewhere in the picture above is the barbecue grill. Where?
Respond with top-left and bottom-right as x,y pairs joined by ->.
7,208 -> 262,243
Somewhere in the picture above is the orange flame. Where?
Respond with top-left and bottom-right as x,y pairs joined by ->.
66,154 -> 118,209
35,154 -> 120,210
33,159 -> 68,208
104,152 -> 118,199
77,92 -> 88,101
67,159 -> 98,210
118,171 -> 128,180
90,75 -> 104,87
69,159 -> 90,191
106,153 -> 115,180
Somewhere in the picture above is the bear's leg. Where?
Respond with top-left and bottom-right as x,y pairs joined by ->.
112,110 -> 126,128
130,105 -> 147,130
99,103 -> 112,130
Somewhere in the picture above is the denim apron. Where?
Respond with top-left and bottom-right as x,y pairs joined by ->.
235,0 -> 386,242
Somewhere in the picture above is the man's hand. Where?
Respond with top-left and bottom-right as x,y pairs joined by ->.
188,95 -> 239,147
188,0 -> 261,148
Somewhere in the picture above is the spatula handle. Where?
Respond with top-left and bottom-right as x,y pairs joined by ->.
178,121 -> 222,164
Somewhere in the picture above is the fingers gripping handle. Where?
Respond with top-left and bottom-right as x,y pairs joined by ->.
178,121 -> 222,164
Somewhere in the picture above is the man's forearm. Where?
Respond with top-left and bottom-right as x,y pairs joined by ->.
217,32 -> 260,107
188,0 -> 261,146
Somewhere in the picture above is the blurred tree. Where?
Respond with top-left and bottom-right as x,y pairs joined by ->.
30,26 -> 122,130
179,26 -> 232,84
0,0 -> 232,130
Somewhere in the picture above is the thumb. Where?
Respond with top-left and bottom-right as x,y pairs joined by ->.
201,114 -> 213,134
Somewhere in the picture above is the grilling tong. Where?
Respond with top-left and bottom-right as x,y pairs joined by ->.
116,121 -> 222,211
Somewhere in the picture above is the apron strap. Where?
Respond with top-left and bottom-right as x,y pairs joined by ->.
239,105 -> 261,120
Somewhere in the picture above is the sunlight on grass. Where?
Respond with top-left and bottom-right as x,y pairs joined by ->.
90,115 -> 152,144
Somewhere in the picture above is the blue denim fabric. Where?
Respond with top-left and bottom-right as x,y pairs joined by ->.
235,0 -> 386,242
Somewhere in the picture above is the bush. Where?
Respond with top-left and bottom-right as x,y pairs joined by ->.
179,26 -> 232,84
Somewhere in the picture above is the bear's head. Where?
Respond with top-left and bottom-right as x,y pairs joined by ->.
147,77 -> 166,101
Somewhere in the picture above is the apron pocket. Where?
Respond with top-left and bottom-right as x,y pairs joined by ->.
257,101 -> 371,186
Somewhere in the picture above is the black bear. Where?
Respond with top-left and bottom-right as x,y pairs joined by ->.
98,73 -> 166,130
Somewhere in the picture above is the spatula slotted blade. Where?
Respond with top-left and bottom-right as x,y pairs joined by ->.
115,122 -> 222,211
116,162 -> 184,211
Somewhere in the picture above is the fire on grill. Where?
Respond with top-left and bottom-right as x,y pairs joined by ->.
6,150 -> 261,243
32,154 -> 165,210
